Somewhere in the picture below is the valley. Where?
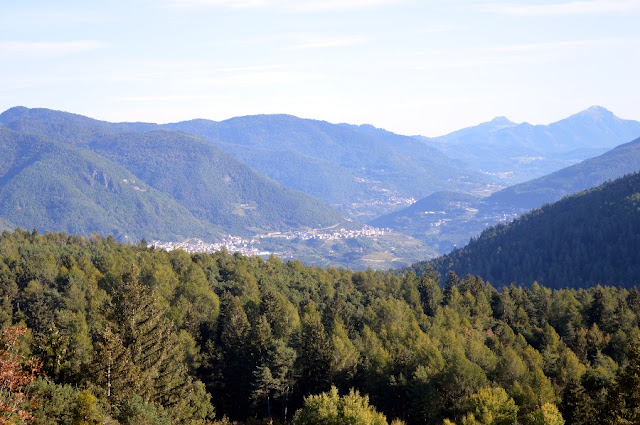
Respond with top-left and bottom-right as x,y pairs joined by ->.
151,225 -> 436,270
1,106 -> 639,269
4,2 -> 640,424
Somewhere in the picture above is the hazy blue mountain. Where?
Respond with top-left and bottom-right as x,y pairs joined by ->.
376,136 -> 640,253
412,172 -> 640,288
485,136 -> 640,210
422,106 -> 640,184
167,115 -> 496,220
0,106 -> 161,135
0,127 -> 219,242
2,108 -> 495,222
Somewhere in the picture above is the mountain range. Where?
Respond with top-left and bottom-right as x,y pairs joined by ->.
1,105 -> 639,268
0,127 -> 218,242
166,115 -> 496,220
374,135 -> 640,253
411,172 -> 640,288
485,135 -> 640,210
420,106 -> 640,184
0,108 -> 351,241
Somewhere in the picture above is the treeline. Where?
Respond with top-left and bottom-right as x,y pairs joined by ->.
1,230 -> 640,424
417,172 -> 640,288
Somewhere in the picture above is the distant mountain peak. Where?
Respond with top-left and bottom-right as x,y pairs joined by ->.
585,105 -> 611,113
570,105 -> 616,121
490,116 -> 514,125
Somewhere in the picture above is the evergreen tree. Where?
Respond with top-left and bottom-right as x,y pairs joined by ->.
605,344 -> 640,424
95,265 -> 213,422
297,303 -> 333,397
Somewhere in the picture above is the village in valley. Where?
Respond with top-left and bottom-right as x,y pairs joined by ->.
149,225 -> 390,257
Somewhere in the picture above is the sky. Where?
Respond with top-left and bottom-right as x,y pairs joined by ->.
1,0 -> 639,136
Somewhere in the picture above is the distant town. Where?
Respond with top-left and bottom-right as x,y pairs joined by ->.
149,225 -> 390,257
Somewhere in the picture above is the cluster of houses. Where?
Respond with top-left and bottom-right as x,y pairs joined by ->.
149,236 -> 271,257
255,225 -> 388,241
149,226 -> 390,256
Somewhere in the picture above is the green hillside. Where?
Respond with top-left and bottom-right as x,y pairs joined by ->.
1,109 -> 494,223
376,137 -> 640,254
167,115 -> 494,220
0,108 -> 353,239
88,131 -> 351,234
0,128 -> 218,241
0,106 -> 160,136
413,173 -> 640,288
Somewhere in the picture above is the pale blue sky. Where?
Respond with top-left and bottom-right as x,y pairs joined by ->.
1,0 -> 639,136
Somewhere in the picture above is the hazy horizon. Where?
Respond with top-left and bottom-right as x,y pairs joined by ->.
2,0 -> 639,136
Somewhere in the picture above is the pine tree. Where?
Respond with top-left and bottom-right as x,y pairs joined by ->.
297,303 -> 332,397
605,344 -> 640,424
95,265 -> 213,422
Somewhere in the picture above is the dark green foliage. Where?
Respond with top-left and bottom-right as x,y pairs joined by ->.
297,303 -> 333,396
418,173 -> 640,288
29,379 -> 113,424
604,345 -> 640,424
116,395 -> 172,425
292,386 -> 396,425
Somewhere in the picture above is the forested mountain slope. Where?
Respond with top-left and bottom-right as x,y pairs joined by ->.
0,128 -> 218,241
0,106 -> 161,136
369,191 -> 481,252
167,115 -> 495,220
0,108 -> 352,239
375,137 -> 640,253
485,136 -> 640,210
414,172 -> 640,288
88,130 -> 350,234
1,230 -> 639,424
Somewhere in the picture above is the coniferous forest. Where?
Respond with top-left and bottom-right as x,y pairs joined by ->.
417,172 -> 640,288
1,229 -> 640,424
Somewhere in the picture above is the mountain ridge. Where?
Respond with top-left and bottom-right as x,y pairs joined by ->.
0,110 -> 354,242
411,172 -> 640,288
373,135 -> 640,253
166,113 -> 495,220
0,127 -> 220,241
420,106 -> 640,184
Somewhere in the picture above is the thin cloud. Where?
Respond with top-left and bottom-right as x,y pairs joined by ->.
0,41 -> 107,57
282,35 -> 371,50
394,37 -> 632,71
188,70 -> 327,86
165,0 -> 403,12
415,24 -> 464,34
117,94 -> 230,102
166,0 -> 266,8
485,37 -> 632,53
487,0 -> 640,16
